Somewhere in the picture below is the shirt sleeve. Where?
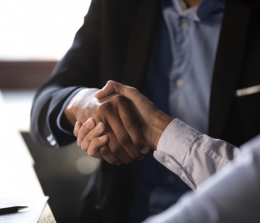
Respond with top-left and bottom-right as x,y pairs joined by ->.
145,135 -> 260,223
153,119 -> 240,190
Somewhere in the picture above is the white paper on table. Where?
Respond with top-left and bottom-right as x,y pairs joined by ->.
0,196 -> 49,223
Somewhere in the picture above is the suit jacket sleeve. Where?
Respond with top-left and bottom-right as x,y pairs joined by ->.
30,0 -> 101,148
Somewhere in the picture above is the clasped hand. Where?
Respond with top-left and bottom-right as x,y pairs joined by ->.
67,81 -> 173,165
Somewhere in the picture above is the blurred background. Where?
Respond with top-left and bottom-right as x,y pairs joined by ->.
0,0 -> 100,222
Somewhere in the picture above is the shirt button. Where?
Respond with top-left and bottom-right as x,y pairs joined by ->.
182,21 -> 189,29
164,157 -> 171,164
176,78 -> 185,87
167,175 -> 175,182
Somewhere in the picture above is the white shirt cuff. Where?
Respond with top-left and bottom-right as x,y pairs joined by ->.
153,119 -> 238,190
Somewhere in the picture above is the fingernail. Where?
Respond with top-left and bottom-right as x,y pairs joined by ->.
96,123 -> 103,132
116,162 -> 122,165
75,122 -> 80,131
141,147 -> 150,154
86,119 -> 94,129
99,135 -> 106,141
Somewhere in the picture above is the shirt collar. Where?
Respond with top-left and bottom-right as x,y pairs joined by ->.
197,0 -> 226,19
163,0 -> 226,21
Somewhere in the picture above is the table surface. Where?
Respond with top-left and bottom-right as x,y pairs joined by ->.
0,91 -> 56,223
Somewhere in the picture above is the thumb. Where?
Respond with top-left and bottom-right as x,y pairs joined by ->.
95,80 -> 144,109
95,80 -> 122,99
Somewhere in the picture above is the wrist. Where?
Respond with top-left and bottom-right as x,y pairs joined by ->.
151,111 -> 174,150
64,106 -> 77,126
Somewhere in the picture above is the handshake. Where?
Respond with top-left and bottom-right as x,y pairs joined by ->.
65,81 -> 173,165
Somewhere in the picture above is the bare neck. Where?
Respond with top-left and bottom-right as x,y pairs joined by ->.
184,0 -> 202,8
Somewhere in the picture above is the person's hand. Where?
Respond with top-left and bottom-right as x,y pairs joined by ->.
95,81 -> 174,150
64,88 -> 150,164
74,118 -> 109,160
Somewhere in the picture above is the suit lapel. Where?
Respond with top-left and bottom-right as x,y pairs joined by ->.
122,0 -> 160,89
208,0 -> 252,138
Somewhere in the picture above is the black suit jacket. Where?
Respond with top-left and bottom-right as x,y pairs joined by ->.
31,0 -> 260,148
30,0 -> 260,221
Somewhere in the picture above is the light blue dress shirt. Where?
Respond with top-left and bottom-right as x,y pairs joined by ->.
133,0 -> 226,221
163,0 -> 225,134
144,0 -> 225,133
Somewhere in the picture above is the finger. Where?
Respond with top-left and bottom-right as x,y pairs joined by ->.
105,106 -> 145,161
99,145 -> 122,165
91,153 -> 103,159
117,96 -> 150,154
87,135 -> 109,156
94,115 -> 134,164
81,122 -> 106,151
77,118 -> 96,146
106,130 -> 133,164
73,121 -> 82,137
95,81 -> 144,113
95,80 -> 122,99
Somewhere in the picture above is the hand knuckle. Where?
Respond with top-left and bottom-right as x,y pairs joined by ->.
78,124 -> 86,137
107,80 -> 114,85
117,132 -> 130,146
130,87 -> 138,93
129,88 -> 140,99
110,143 -> 123,156
123,117 -> 134,129
100,147 -> 109,156
88,149 -> 95,156
112,94 -> 126,103
135,140 -> 145,150
81,144 -> 87,152
116,94 -> 124,100
99,102 -> 113,114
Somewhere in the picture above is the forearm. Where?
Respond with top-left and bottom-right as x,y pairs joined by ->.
148,110 -> 174,150
154,119 -> 240,190
145,135 -> 260,223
